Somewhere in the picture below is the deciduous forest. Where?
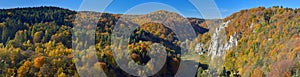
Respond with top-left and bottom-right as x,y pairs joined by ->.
0,6 -> 300,77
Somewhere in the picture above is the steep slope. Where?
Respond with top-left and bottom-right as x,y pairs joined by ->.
222,6 -> 300,76
193,6 -> 300,77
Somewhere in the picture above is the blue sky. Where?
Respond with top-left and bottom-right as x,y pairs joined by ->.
1,0 -> 300,18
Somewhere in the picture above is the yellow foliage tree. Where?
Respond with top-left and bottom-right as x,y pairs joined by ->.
17,61 -> 31,77
58,72 -> 67,77
34,56 -> 44,68
251,68 -> 264,77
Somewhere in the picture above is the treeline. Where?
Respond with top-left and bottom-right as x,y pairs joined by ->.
0,6 -> 209,77
223,6 -> 300,77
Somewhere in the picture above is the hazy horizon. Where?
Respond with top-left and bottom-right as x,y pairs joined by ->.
1,0 -> 300,18
1,5 -> 299,19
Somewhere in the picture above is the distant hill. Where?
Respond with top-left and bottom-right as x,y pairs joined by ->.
0,6 -> 209,77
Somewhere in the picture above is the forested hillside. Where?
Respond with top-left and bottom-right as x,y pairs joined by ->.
1,6 -> 300,77
0,6 -> 209,77
0,7 -> 76,77
223,6 -> 300,77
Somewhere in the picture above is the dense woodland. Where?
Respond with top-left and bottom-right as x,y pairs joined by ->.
223,6 -> 300,77
0,6 -> 300,77
0,6 -> 209,77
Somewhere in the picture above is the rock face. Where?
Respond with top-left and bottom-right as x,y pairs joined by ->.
208,20 -> 239,59
195,43 -> 207,55
192,20 -> 239,57
206,20 -> 239,75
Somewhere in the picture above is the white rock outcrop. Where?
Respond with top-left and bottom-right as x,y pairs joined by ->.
208,20 -> 239,59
